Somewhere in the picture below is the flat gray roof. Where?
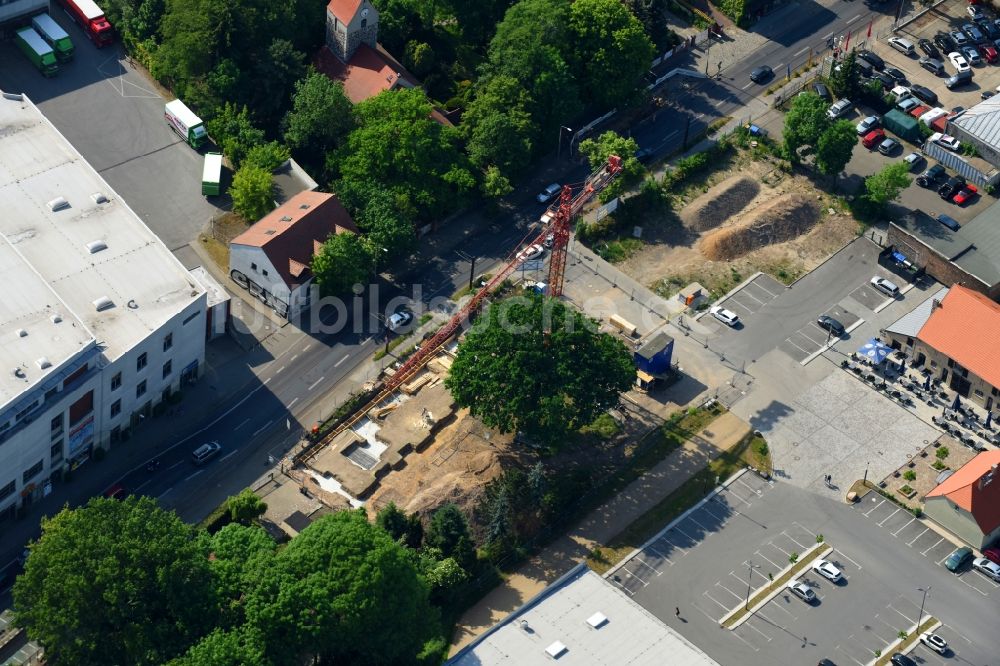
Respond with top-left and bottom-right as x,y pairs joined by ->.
892,204 -> 1000,287
447,565 -> 721,666
950,95 -> 1000,150
0,92 -> 204,362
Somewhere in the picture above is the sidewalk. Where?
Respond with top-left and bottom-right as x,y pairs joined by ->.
449,411 -> 751,653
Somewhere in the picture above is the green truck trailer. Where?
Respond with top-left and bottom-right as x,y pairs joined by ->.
31,14 -> 74,62
201,152 -> 223,196
15,27 -> 58,77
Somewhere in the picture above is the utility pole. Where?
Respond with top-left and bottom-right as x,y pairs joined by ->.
558,126 -> 573,160
745,562 -> 761,610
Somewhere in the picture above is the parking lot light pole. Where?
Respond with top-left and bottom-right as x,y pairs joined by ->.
916,586 -> 931,630
745,562 -> 761,610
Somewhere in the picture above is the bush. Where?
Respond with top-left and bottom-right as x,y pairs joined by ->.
903,469 -> 916,481
936,446 -> 950,459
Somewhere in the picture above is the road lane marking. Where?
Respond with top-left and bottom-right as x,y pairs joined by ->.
290,354 -> 298,362
847,13 -> 861,23
742,82 -> 753,90
182,471 -> 202,482
235,418 -> 250,430
288,397 -> 299,408
253,420 -> 273,437
823,32 -> 834,39
795,47 -> 807,56
907,527 -> 929,545
892,517 -> 915,536
334,354 -> 349,367
276,366 -> 285,374
219,450 -> 238,463
307,376 -> 326,391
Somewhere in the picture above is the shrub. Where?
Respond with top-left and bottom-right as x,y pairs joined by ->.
936,446 -> 950,460
899,484 -> 914,495
903,470 -> 916,481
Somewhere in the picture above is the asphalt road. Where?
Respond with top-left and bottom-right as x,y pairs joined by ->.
614,473 -> 995,666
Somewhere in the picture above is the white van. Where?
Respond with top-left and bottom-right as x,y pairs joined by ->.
888,37 -> 915,56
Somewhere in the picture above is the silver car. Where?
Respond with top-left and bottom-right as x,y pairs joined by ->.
972,556 -> 1000,581
856,115 -> 880,135
870,276 -> 900,296
787,580 -> 816,603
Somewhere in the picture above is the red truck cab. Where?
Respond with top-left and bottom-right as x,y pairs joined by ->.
57,0 -> 113,47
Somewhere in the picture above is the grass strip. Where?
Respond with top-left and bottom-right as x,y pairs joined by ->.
872,617 -> 938,665
722,543 -> 829,628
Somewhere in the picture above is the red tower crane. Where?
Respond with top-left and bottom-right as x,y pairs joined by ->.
297,155 -> 622,464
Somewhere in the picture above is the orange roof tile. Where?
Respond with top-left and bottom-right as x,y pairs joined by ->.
315,44 -> 409,104
917,285 -> 1000,389
327,0 -> 363,23
926,450 -> 1000,534
232,191 -> 357,289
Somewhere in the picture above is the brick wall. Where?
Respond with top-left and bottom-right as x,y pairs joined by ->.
887,223 -> 996,298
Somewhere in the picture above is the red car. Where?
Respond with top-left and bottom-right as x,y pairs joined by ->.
953,183 -> 979,205
862,129 -> 886,149
102,483 -> 126,500
984,546 -> 1000,565
980,44 -> 998,63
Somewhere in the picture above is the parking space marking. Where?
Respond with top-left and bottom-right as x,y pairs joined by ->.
686,512 -> 715,534
670,522 -> 701,543
699,499 -> 730,524
792,521 -> 816,536
764,540 -> 791,557
888,604 -> 914,625
835,642 -> 868,666
922,537 -> 944,555
703,590 -> 730,611
783,532 -> 808,550
620,566 -> 649,588
877,507 -> 900,526
831,546 -> 863,571
645,542 -> 673,565
729,627 -> 761,651
716,581 -> 745,601
737,477 -> 764,496
656,535 -> 690,557
631,557 -> 662,577
892,517 -> 915,536
740,619 -> 773,642
906,527 -> 928,546
755,551 -> 781,570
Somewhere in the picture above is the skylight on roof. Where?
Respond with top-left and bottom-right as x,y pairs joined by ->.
586,612 -> 608,628
545,641 -> 568,659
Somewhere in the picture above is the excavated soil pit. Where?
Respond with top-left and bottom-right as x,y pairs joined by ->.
680,175 -> 760,232
699,194 -> 821,261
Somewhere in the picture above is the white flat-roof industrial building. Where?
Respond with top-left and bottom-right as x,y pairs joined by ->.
447,564 -> 722,666
0,92 -> 207,522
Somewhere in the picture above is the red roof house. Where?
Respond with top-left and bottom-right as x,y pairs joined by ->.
924,450 -> 1000,548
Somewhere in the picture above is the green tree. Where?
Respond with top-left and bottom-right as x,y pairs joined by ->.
13,497 -> 217,666
567,0 -> 654,109
226,489 -> 268,525
783,92 -> 829,161
230,165 -> 275,221
243,141 -> 290,172
356,187 -> 417,266
578,130 -> 643,199
483,165 -> 514,198
369,0 -> 428,55
376,502 -> 424,549
830,50 -> 862,99
865,162 -> 912,206
446,295 -> 635,442
250,39 -> 307,128
168,627 -> 267,666
425,504 -> 475,569
207,523 -> 277,626
245,510 -> 440,665
623,0 -> 677,52
207,103 -> 265,168
333,88 -> 476,222
403,40 -> 436,78
720,0 -> 747,26
283,72 -> 354,173
311,232 -> 374,296
462,75 -> 536,178
816,120 -> 857,177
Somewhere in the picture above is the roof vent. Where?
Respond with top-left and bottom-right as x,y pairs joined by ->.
127,299 -> 138,309
544,641 -> 568,659
36,357 -> 51,370
90,193 -> 109,204
13,368 -> 25,379
16,329 -> 27,338
51,313 -> 62,324
47,196 -> 69,212
280,216 -> 293,222
86,240 -> 108,254
519,620 -> 533,633
93,296 -> 114,312
265,229 -> 277,235
586,612 -> 608,628
299,204 -> 310,210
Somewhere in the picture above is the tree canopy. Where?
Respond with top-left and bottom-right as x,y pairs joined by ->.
332,88 -> 476,223
865,162 -> 912,206
783,92 -> 829,161
244,510 -> 439,665
816,120 -> 857,176
231,165 -> 275,221
311,231 -> 375,296
578,131 -> 643,199
13,497 -> 217,666
445,295 -> 635,442
283,71 -> 354,174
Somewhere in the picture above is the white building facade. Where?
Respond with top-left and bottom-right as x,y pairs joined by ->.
0,92 -> 206,522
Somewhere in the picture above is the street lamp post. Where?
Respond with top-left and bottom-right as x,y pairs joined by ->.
558,126 -> 573,160
745,562 -> 761,610
863,461 -> 870,484
916,586 -> 931,630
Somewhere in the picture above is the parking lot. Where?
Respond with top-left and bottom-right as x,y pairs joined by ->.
780,304 -> 861,363
846,273 -> 902,312
853,492 -> 1000,597
611,473 -> 996,666
0,13 -> 219,264
715,274 -> 785,320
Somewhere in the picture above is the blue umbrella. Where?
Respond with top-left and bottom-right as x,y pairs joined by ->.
987,411 -> 993,430
951,394 -> 961,411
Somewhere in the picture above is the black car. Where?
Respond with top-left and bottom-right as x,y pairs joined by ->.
889,654 -> 917,666
910,84 -> 938,105
857,49 -> 885,70
978,18 -> 1000,39
935,32 -> 957,52
938,175 -> 966,200
635,147 -> 654,164
817,315 -> 845,336
983,90 -> 996,99
812,82 -> 832,101
884,66 -> 907,83
750,65 -> 773,83
917,164 -> 946,187
938,213 -> 961,231
872,71 -> 894,89
919,38 -> 940,58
